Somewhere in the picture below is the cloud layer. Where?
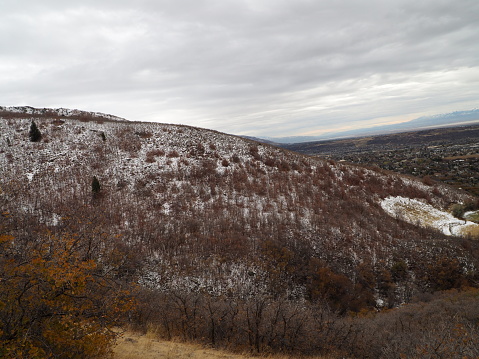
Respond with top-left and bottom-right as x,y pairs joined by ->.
1,0 -> 478,137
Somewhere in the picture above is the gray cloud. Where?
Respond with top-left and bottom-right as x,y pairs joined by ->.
1,0 -> 478,137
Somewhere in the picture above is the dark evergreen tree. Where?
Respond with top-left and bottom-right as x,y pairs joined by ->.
29,121 -> 42,142
92,176 -> 101,196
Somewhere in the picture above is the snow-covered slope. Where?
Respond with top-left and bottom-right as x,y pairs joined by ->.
1,107 -> 477,307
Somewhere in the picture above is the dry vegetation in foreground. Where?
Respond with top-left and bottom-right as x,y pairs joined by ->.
113,331 -> 330,359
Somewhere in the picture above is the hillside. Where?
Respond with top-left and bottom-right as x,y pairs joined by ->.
1,107 -> 479,357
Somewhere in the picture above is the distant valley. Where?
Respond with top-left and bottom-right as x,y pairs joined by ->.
281,124 -> 479,196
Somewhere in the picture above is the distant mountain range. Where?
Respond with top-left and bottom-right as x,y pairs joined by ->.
260,109 -> 479,143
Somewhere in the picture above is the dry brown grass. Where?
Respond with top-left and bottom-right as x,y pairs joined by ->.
460,225 -> 479,238
443,154 -> 479,160
113,331 -> 331,359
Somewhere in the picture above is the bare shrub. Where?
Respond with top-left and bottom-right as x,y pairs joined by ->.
115,127 -> 142,154
135,131 -> 153,139
167,150 -> 179,158
231,154 -> 241,163
145,149 -> 165,163
264,157 -> 276,167
249,145 -> 261,160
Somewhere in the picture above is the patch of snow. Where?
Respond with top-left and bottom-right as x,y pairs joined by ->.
465,210 -> 479,219
380,196 -> 478,236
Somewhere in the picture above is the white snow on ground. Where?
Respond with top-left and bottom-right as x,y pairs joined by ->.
380,196 -> 479,236
465,211 -> 479,220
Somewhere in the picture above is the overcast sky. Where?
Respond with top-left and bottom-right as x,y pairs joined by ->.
1,0 -> 478,137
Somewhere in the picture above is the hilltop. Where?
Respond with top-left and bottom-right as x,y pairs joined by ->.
0,105 -> 127,122
1,107 -> 479,358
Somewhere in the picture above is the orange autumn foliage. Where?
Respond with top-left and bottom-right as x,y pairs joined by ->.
0,232 -> 135,358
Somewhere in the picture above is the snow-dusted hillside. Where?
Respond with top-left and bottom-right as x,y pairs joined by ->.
1,107 -> 477,308
0,105 -> 126,122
